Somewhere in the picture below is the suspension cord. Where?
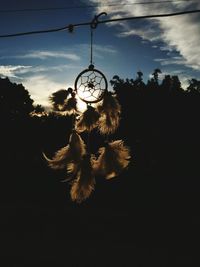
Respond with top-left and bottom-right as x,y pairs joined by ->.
90,27 -> 94,65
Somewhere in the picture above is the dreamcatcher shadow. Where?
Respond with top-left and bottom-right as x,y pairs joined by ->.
44,13 -> 131,203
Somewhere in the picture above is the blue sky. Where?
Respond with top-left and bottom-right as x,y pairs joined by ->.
0,0 -> 200,107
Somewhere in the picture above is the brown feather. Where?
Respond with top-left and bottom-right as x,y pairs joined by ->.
70,154 -> 95,203
94,140 -> 131,179
76,105 -> 100,132
42,146 -> 70,170
98,112 -> 120,135
43,131 -> 86,172
97,91 -> 121,115
68,130 -> 86,161
63,94 -> 78,115
97,91 -> 121,135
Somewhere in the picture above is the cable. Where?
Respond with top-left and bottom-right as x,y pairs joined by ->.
0,0 -> 197,13
0,9 -> 199,38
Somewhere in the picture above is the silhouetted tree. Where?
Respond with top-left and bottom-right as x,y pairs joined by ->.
153,68 -> 162,83
171,76 -> 183,94
0,77 -> 34,118
1,70 -> 200,264
33,104 -> 45,113
187,79 -> 200,95
1,70 -> 200,215
161,75 -> 172,93
147,68 -> 162,93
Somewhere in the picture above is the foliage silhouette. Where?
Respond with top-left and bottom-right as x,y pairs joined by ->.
187,78 -> 200,94
1,72 -> 200,203
33,104 -> 45,113
0,77 -> 34,118
1,71 -> 200,264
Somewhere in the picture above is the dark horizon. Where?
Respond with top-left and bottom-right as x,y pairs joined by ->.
1,70 -> 200,265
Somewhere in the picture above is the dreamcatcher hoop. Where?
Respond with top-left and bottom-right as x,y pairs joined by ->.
74,64 -> 108,104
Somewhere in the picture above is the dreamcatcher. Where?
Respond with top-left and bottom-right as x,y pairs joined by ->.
44,13 -> 131,203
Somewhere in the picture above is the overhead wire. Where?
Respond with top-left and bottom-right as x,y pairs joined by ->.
0,9 -> 200,38
0,0 -> 197,13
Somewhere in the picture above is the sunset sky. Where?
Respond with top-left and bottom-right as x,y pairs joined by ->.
0,0 -> 200,107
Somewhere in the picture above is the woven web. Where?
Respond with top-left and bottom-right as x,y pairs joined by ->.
76,70 -> 106,103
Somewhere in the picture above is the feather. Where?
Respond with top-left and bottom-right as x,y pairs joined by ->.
98,112 -> 120,135
61,162 -> 80,182
76,105 -> 100,132
43,131 -> 86,172
42,146 -> 70,170
70,154 -> 95,203
97,91 -> 121,135
63,92 -> 78,115
68,130 -> 86,162
94,140 -> 131,179
97,91 -> 121,115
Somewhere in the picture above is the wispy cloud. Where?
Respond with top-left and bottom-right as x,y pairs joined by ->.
118,27 -> 160,42
0,65 -> 32,78
11,50 -> 81,61
23,75 -> 71,107
94,44 -> 118,54
73,44 -> 118,59
0,63 -> 80,79
2,46 -> 117,62
28,64 -> 80,73
154,56 -> 187,66
88,0 -> 200,71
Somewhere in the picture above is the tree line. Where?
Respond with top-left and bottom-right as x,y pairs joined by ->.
0,70 -> 200,207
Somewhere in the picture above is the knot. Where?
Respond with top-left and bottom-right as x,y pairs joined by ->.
91,12 -> 107,29
68,24 -> 74,33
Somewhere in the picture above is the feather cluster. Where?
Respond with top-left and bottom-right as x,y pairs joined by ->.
63,92 -> 78,115
98,113 -> 120,135
43,131 -> 86,174
94,140 -> 131,179
49,89 -> 70,111
97,91 -> 121,135
45,87 -> 131,203
76,105 -> 100,132
70,154 -> 95,203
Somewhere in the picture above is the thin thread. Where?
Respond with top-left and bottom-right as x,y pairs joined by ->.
0,0 -> 197,13
90,28 -> 93,65
0,9 -> 200,38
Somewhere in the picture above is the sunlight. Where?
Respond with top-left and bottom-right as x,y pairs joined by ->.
77,97 -> 87,112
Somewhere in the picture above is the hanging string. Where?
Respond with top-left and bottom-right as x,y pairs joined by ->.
90,27 -> 93,65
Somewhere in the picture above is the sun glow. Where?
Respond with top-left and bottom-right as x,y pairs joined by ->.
77,97 -> 87,112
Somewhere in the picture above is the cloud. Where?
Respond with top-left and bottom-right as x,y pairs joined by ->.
0,65 -> 78,106
94,44 -> 118,54
158,14 -> 200,70
0,63 -> 81,79
73,44 -> 118,59
13,50 -> 81,61
27,64 -> 80,73
2,45 -> 117,62
23,75 -> 70,107
87,0 -> 200,71
0,65 -> 32,78
118,27 -> 160,42
154,56 -> 187,66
